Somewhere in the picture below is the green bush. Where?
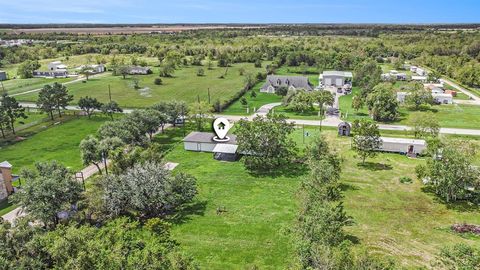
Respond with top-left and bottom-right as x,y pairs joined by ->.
399,176 -> 413,184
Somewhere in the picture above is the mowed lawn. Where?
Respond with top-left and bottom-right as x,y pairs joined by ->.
2,77 -> 74,96
160,127 -> 480,269
0,116 -> 109,173
17,63 -> 265,108
339,88 -> 480,129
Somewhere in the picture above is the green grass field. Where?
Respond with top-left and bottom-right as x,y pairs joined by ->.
16,63 -> 266,108
0,116 -> 109,173
339,88 -> 480,129
156,127 -> 480,269
2,77 -> 74,96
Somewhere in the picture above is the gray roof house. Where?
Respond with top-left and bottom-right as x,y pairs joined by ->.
260,75 -> 313,93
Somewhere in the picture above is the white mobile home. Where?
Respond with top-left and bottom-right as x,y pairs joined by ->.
183,132 -> 237,153
379,137 -> 427,156
432,93 -> 453,104
411,76 -> 427,83
48,61 -> 67,72
416,67 -> 427,76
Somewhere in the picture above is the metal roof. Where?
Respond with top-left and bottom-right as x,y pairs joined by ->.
380,137 -> 426,146
0,161 -> 12,168
213,144 -> 238,154
183,132 -> 237,144
321,71 -> 353,77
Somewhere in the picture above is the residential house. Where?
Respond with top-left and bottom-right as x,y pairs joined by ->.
416,67 -> 427,76
410,66 -> 418,73
320,71 -> 353,88
432,93 -> 453,104
431,87 -> 444,94
411,76 -> 428,83
381,70 -> 407,81
0,71 -> 6,81
128,66 -> 152,75
48,61 -> 68,72
78,64 -> 106,74
260,75 -> 313,93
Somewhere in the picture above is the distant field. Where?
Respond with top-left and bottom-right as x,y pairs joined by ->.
9,25 -> 265,34
17,63 -> 265,108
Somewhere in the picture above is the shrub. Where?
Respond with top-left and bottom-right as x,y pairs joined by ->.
154,78 -> 162,85
399,176 -> 413,184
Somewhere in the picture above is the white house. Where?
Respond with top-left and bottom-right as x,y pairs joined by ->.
411,76 -> 428,82
416,67 -> 427,76
78,64 -> 106,74
183,132 -> 238,153
48,61 -> 68,72
320,71 -> 353,88
382,70 -> 407,81
410,66 -> 418,73
431,87 -> 444,94
396,92 -> 408,103
432,93 -> 453,104
378,137 -> 427,156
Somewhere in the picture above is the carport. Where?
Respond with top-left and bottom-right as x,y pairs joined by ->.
213,144 -> 239,162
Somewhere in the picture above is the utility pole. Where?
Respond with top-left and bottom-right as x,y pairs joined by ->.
208,88 -> 211,104
303,124 -> 305,144
108,84 -> 112,102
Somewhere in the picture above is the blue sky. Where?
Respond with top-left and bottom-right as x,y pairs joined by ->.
0,0 -> 479,24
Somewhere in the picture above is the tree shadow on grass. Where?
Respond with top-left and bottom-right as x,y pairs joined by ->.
345,234 -> 360,245
356,162 -> 393,171
421,186 -> 480,213
247,162 -> 309,179
167,200 -> 208,225
339,183 -> 359,192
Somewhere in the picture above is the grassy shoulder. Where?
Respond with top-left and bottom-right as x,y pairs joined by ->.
157,126 -> 480,269
339,88 -> 480,129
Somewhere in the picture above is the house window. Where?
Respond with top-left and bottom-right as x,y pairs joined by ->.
277,79 -> 281,85
286,79 -> 290,85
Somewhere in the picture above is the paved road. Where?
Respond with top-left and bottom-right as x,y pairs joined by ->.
11,73 -> 111,97
217,102 -> 480,136
440,78 -> 480,106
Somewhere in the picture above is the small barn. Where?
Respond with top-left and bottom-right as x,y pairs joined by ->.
379,137 -> 427,157
338,122 -> 351,136
432,93 -> 453,104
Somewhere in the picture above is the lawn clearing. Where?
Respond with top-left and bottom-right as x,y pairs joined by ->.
17,63 -> 266,108
0,115 -> 110,173
158,126 -> 480,269
2,77 -> 74,96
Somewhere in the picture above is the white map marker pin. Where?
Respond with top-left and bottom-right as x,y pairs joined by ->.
213,118 -> 231,142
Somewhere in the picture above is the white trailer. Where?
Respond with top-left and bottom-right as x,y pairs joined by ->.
183,132 -> 237,153
379,137 -> 427,156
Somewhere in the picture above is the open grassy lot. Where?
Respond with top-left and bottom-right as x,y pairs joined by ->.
2,77 -> 74,95
17,63 -> 265,108
339,88 -> 480,129
0,115 -> 109,173
157,127 -> 480,269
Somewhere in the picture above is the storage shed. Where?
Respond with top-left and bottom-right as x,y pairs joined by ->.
0,71 -> 6,81
338,122 -> 351,136
379,137 -> 427,157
